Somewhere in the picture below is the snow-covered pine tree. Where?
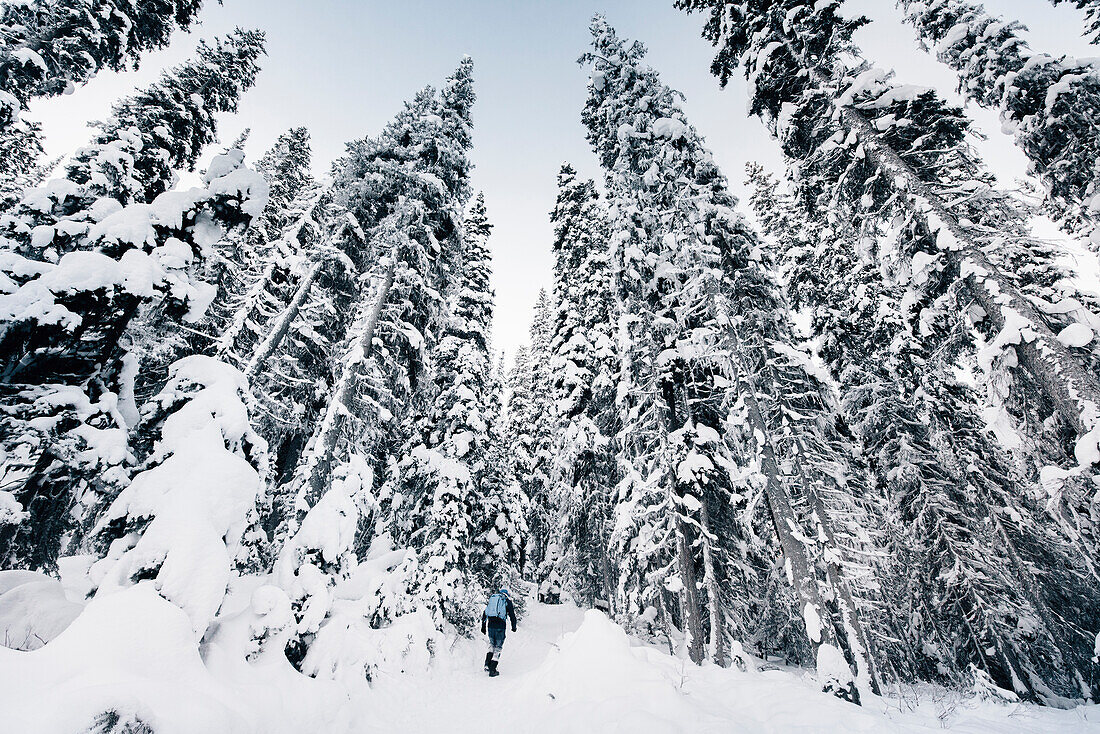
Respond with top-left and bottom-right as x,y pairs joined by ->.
582,15 -> 753,671
746,163 -> 1100,701
504,345 -> 536,572
522,288 -> 556,576
473,347 -> 529,581
65,27 -> 267,207
1,28 -> 265,270
1050,0 -> 1100,41
214,130 -> 359,505
395,192 -> 508,625
678,0 -> 1100,596
0,31 -> 267,571
0,118 -> 46,209
900,0 -> 1100,240
87,355 -> 267,637
206,127 -> 320,368
253,128 -> 314,241
543,162 -> 619,608
287,58 -> 475,559
0,0 -> 206,128
0,146 -> 268,571
582,18 -> 878,699
243,184 -> 357,543
454,194 -> 527,580
268,61 -> 481,662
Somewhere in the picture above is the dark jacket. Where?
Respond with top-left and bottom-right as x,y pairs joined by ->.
481,596 -> 517,633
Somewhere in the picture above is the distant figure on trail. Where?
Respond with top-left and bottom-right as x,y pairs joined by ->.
481,588 -> 517,677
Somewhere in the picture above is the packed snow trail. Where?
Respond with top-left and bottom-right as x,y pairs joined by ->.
352,600 -> 1098,734
356,600 -> 587,732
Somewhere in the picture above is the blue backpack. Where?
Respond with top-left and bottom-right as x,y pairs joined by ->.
485,592 -> 509,620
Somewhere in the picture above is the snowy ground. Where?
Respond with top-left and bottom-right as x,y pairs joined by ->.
1,581 -> 1098,733
355,601 -> 1099,734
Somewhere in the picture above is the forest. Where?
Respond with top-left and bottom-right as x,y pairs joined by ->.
1,1 -> 1099,732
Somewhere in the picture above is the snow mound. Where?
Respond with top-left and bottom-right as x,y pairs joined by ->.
0,585 -> 350,734
518,610 -> 709,732
0,585 -> 245,733
515,610 -> 886,733
90,356 -> 263,637
1057,322 -> 1095,348
0,573 -> 83,651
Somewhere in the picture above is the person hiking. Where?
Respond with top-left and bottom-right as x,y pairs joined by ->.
481,588 -> 517,677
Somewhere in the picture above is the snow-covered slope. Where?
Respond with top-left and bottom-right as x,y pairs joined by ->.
1,586 -> 1097,733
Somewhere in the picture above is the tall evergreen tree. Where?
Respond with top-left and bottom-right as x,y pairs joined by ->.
0,0 -> 207,128
900,0 -> 1100,239
473,349 -> 529,579
504,345 -> 535,558
582,18 -> 877,699
395,191 -> 491,621
522,287 -> 556,576
66,28 -> 267,207
449,195 -> 527,579
270,61 -> 482,654
208,126 -> 320,368
253,127 -> 315,242
288,58 -> 475,559
543,163 -> 619,608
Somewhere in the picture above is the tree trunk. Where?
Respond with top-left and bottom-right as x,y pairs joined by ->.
598,538 -> 616,615
658,587 -> 677,656
666,373 -> 705,665
757,349 -> 883,696
673,511 -> 705,664
244,260 -> 324,379
794,450 -> 882,697
700,498 -> 729,667
730,332 -> 859,702
300,258 -> 395,509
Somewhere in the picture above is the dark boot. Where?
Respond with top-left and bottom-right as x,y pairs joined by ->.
484,652 -> 493,672
488,658 -> 499,677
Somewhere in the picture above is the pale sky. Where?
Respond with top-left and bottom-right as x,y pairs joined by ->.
26,0 -> 1099,358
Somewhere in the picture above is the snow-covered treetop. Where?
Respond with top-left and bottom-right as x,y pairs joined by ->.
0,0 -> 208,126
453,192 -> 493,352
68,28 -> 266,204
336,57 -> 476,218
254,126 -> 315,241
